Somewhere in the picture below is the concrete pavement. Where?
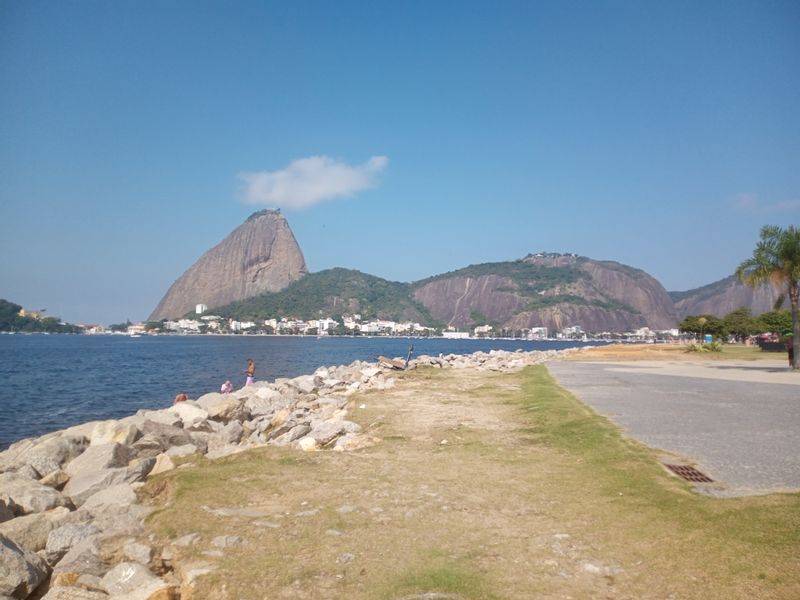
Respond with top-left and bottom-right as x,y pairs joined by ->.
546,359 -> 800,496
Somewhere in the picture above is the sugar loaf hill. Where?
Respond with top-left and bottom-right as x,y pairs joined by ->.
149,210 -> 308,321
150,212 -> 685,332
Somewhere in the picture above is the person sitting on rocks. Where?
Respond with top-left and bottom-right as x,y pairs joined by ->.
174,392 -> 188,403
245,358 -> 256,386
220,380 -> 233,394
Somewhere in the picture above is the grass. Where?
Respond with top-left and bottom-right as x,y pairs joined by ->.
139,364 -> 800,599
576,342 -> 780,361
379,550 -> 499,600
518,365 -> 800,593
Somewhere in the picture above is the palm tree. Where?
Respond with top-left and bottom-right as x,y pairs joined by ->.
697,316 -> 708,343
736,225 -> 800,370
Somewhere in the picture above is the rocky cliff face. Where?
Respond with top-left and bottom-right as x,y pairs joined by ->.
671,276 -> 788,319
149,210 -> 308,320
413,254 -> 677,332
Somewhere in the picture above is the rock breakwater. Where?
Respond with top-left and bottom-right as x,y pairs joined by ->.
0,347 -> 582,599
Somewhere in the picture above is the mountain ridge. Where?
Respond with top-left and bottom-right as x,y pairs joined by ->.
149,210 -> 308,321
669,275 -> 788,319
149,213 -> 777,331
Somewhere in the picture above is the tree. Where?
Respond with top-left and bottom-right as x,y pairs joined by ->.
723,307 -> 758,341
679,315 -> 725,340
756,309 -> 792,335
736,225 -> 800,369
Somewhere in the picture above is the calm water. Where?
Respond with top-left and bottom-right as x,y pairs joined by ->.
0,334 -> 599,449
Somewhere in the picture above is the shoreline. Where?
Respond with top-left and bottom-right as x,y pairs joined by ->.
0,347 -> 585,599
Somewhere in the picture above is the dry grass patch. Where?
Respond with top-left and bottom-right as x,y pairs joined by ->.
140,365 -> 800,600
576,343 -> 777,362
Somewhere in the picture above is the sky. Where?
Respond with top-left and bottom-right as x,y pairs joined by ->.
1,1 -> 798,325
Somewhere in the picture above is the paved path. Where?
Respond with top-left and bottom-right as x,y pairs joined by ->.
547,359 -> 800,496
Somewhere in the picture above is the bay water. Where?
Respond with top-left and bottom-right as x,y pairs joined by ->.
0,334 -> 598,450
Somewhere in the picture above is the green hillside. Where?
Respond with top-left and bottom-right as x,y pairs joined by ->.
414,257 -> 639,314
0,299 -> 82,333
212,268 -> 438,324
414,259 -> 589,292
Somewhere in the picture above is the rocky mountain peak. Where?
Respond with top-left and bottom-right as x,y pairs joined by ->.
149,211 -> 308,321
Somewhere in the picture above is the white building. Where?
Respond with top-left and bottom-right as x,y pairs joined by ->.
527,327 -> 548,340
317,318 -> 339,334
360,322 -> 381,335
229,320 -> 256,332
561,325 -> 584,336
442,331 -> 470,339
474,324 -> 493,337
195,304 -> 208,315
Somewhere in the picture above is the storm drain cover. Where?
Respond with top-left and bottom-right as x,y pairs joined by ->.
664,464 -> 714,483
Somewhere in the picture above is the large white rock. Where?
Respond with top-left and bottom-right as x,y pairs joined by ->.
100,561 -> 166,597
40,586 -> 109,599
206,397 -> 249,423
139,421 -> 193,448
245,393 -> 281,417
290,374 -> 317,394
11,435 -> 89,479
308,421 -> 345,446
254,386 -> 282,401
0,532 -> 50,598
136,409 -> 181,428
0,506 -> 70,553
0,438 -> 37,473
89,421 -> 141,447
360,367 -> 381,380
194,392 -> 226,411
81,483 -> 138,514
123,540 -> 152,566
212,421 -> 243,446
51,535 -> 107,580
65,443 -> 133,477
170,402 -> 209,428
40,469 -> 70,490
297,437 -> 318,452
148,454 -> 175,476
45,522 -> 101,565
0,472 -> 72,516
63,459 -> 155,507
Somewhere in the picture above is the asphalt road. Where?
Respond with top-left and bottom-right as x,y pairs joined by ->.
546,359 -> 800,496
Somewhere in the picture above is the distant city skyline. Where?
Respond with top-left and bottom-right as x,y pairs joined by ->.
1,1 -> 798,324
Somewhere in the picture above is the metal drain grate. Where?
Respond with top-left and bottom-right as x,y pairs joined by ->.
664,464 -> 714,483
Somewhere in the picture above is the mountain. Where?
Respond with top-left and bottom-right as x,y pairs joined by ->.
149,210 -> 308,321
213,253 -> 677,332
670,276 -> 788,319
412,253 -> 677,332
215,268 -> 435,324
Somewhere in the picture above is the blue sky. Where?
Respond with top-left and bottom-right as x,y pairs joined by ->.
1,1 -> 798,324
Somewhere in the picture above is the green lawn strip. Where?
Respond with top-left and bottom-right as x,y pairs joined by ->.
381,551 -> 500,600
526,364 -> 800,583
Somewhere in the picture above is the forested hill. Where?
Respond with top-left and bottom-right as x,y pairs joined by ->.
212,268 -> 437,324
212,254 -> 678,333
0,299 -> 82,333
411,254 -> 676,332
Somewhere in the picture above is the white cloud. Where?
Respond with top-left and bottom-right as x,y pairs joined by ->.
734,192 -> 800,213
238,155 -> 388,210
